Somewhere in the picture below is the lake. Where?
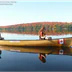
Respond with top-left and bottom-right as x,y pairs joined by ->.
0,33 -> 72,71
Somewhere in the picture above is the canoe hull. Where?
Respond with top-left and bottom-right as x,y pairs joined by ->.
0,38 -> 71,47
0,40 -> 61,47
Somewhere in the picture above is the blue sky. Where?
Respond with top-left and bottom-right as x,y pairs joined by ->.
0,0 -> 72,26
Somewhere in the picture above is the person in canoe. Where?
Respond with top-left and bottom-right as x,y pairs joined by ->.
39,26 -> 52,40
38,26 -> 46,40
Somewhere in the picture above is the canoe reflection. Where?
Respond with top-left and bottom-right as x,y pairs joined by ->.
0,46 -> 72,63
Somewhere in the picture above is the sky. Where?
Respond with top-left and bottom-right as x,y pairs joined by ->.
0,0 -> 72,26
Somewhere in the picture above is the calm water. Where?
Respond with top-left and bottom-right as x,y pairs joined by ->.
0,33 -> 72,71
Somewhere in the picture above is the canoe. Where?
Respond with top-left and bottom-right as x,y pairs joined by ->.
0,37 -> 71,47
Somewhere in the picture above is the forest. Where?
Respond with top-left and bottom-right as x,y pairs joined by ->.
0,22 -> 72,35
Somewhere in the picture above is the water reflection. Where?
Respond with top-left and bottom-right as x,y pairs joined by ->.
0,50 -> 2,59
38,53 -> 46,63
1,33 -> 72,40
0,46 -> 72,63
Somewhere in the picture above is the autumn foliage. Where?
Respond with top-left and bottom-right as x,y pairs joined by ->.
0,22 -> 72,35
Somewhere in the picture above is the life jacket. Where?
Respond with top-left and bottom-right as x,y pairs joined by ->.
40,31 -> 43,36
